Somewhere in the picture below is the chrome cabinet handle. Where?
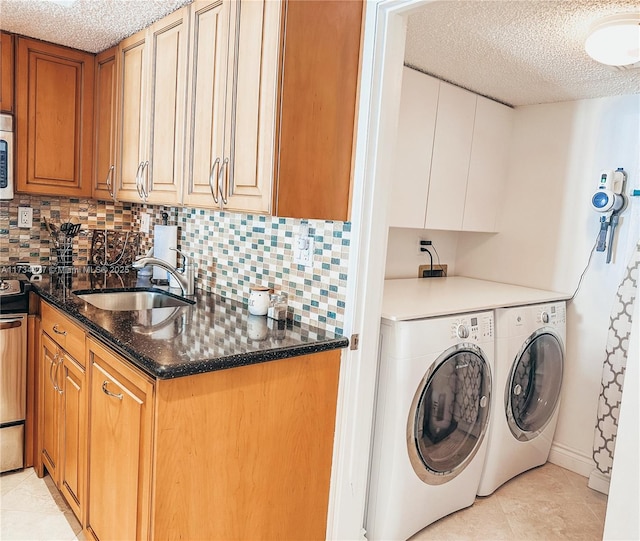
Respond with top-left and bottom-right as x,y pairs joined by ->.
208,157 -> 221,203
49,353 -> 59,390
135,161 -> 144,198
218,157 -> 229,205
52,324 -> 67,336
102,381 -> 123,400
140,161 -> 149,200
56,357 -> 64,395
105,165 -> 115,198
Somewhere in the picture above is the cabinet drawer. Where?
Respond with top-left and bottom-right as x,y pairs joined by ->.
41,302 -> 85,364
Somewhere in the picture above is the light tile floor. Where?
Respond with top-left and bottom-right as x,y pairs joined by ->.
1,463 -> 607,540
0,468 -> 82,541
410,463 -> 608,541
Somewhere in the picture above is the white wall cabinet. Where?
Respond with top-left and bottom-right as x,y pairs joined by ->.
462,97 -> 514,232
425,80 -> 477,230
183,0 -> 280,214
388,67 -> 439,228
389,67 -> 513,233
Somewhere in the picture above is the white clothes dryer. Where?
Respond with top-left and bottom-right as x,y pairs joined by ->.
366,312 -> 494,541
477,301 -> 566,497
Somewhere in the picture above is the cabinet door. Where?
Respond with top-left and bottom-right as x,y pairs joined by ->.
462,96 -> 514,232
59,354 -> 86,523
86,339 -> 154,541
40,333 -> 60,482
93,47 -> 118,201
115,30 -> 148,203
16,37 -> 94,197
0,32 -> 14,113
183,0 -> 230,209
388,68 -> 439,228
222,0 -> 280,214
273,0 -> 363,221
425,81 -> 476,231
146,7 -> 189,205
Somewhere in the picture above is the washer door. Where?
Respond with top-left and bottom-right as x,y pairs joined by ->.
407,343 -> 491,485
506,329 -> 564,442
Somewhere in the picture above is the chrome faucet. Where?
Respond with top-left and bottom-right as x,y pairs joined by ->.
132,248 -> 196,296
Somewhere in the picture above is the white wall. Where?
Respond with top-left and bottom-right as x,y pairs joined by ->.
456,94 -> 640,474
385,228 -> 460,278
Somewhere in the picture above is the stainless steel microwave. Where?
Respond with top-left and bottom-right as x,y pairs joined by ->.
0,114 -> 14,200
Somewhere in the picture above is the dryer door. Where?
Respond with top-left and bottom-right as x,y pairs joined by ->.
407,343 -> 491,485
506,329 -> 564,442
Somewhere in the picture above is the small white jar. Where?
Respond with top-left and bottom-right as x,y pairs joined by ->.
248,286 -> 271,316
247,315 -> 268,340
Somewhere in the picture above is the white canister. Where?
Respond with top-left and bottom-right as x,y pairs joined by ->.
247,315 -> 269,340
248,286 -> 271,316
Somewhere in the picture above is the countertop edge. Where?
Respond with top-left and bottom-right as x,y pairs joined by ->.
32,285 -> 349,380
382,277 -> 571,321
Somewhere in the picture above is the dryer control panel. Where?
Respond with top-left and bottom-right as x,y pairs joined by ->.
536,302 -> 566,327
450,313 -> 493,342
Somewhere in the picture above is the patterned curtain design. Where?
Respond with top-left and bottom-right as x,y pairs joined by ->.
592,240 -> 640,477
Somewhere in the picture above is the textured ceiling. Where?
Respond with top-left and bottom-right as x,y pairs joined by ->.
0,0 -> 192,53
405,0 -> 640,106
0,0 -> 638,105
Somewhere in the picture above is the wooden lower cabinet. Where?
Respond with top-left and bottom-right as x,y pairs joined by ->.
151,348 -> 341,540
85,338 -> 154,541
38,330 -> 86,523
59,355 -> 86,521
40,333 -> 60,480
84,337 -> 341,540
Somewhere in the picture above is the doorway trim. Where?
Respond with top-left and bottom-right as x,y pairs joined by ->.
327,1 -> 434,539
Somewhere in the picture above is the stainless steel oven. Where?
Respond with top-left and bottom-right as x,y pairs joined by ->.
0,114 -> 14,200
0,279 -> 28,472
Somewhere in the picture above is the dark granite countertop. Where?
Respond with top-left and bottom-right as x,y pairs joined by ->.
27,269 -> 348,380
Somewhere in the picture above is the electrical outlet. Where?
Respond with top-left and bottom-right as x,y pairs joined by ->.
18,207 -> 33,228
293,236 -> 314,268
140,212 -> 150,234
418,239 -> 432,254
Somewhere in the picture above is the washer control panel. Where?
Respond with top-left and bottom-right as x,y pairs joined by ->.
450,313 -> 493,342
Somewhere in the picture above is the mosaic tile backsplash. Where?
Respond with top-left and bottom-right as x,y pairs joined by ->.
0,195 -> 351,333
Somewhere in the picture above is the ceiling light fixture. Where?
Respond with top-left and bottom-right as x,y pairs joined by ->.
584,14 -> 640,67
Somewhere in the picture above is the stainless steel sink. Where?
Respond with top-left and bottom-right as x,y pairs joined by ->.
75,290 -> 194,311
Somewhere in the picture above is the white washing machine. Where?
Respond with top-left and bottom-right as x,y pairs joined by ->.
366,311 -> 494,541
477,301 -> 566,496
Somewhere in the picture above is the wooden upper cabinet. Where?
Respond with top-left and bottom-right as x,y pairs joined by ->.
273,0 -> 364,221
116,7 -> 189,205
114,29 -> 148,202
222,0 -> 281,213
184,0 -> 280,214
16,37 -> 94,197
0,32 -> 14,113
92,47 -> 118,201
182,0 -> 231,209
146,8 -> 189,205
